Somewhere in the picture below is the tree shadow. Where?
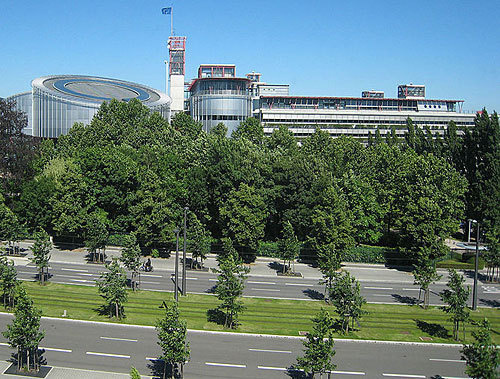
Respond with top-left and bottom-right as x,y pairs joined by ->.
206,308 -> 225,325
392,294 -> 419,305
415,319 -> 450,339
462,269 -> 488,282
303,288 -> 325,301
146,357 -> 173,379
480,298 -> 500,308
6,349 -> 49,377
93,304 -> 127,319
268,261 -> 285,273
285,367 -> 307,378
205,285 -> 217,294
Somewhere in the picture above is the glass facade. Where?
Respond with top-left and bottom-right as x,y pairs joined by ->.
190,78 -> 251,135
8,92 -> 32,135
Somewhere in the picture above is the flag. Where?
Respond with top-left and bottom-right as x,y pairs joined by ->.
161,7 -> 172,15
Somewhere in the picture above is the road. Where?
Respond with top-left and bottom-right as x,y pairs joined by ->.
0,314 -> 470,378
13,261 -> 500,307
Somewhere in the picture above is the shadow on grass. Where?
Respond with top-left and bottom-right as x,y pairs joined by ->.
303,288 -> 325,301
392,294 -> 419,305
92,304 -> 126,320
415,319 -> 450,339
206,308 -> 225,325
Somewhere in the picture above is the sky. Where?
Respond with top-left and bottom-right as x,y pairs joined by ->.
1,0 -> 499,112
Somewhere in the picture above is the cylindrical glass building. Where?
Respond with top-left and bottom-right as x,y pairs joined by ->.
189,77 -> 251,135
9,75 -> 171,138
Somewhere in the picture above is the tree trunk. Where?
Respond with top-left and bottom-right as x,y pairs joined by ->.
115,301 -> 119,319
163,359 -> 167,379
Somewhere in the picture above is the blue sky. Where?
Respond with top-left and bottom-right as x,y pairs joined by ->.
1,0 -> 498,112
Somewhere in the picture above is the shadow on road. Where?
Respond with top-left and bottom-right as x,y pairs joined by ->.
391,294 -> 419,305
480,298 -> 500,308
285,367 -> 307,378
303,288 -> 325,301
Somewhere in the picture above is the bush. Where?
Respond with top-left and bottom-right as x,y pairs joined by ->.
344,245 -> 386,264
256,241 -> 280,258
437,257 -> 485,270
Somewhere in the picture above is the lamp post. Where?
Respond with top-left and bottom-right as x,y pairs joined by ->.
173,228 -> 180,302
469,219 -> 479,310
182,207 -> 189,296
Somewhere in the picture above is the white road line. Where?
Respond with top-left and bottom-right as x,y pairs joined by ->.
100,336 -> 138,342
86,351 -> 130,359
382,374 -> 425,378
76,273 -> 94,276
285,282 -> 308,286
364,286 -> 393,290
429,358 -> 465,363
146,357 -> 161,361
186,277 -> 198,280
41,347 -> 72,353
61,268 -> 89,273
141,274 -> 163,278
141,281 -> 160,285
258,366 -> 286,371
248,281 -> 276,285
441,377 -> 469,379
205,362 -> 246,368
372,294 -> 392,297
0,342 -> 10,346
331,371 -> 365,375
249,348 -> 292,353
208,278 -> 218,282
69,279 -> 93,283
251,288 -> 281,292
403,288 -> 420,291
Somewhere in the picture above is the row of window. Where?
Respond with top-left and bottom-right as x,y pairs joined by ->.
197,115 -> 248,121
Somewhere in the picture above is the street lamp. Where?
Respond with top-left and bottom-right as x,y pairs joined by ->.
173,228 -> 180,302
468,219 -> 479,310
182,207 -> 189,296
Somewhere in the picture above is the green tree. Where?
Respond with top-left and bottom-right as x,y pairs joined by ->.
328,272 -> 366,334
30,229 -> 52,285
440,269 -> 470,340
188,213 -> 211,269
219,183 -> 268,258
156,301 -> 190,379
212,239 -> 249,328
129,366 -> 141,379
461,319 -> 500,378
231,117 -> 264,145
120,234 -> 142,291
85,213 -> 109,263
3,286 -> 45,372
278,221 -> 300,274
295,308 -> 336,378
413,255 -> 442,309
96,258 -> 128,319
0,256 -> 18,308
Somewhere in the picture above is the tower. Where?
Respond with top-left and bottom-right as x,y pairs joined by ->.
168,36 -> 186,114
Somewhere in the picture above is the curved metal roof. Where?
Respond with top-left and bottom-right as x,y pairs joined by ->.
32,75 -> 170,107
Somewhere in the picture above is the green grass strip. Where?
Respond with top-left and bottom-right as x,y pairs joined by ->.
4,282 -> 499,344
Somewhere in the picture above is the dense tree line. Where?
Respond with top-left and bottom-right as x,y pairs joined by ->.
1,98 -> 498,276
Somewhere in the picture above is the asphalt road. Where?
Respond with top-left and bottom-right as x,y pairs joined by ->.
0,314 -> 470,378
14,261 -> 500,307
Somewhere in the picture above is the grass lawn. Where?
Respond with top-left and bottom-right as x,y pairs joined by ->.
6,281 -> 500,344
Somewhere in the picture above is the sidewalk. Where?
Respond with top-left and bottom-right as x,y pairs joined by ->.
0,361 -> 143,378
10,241 -> 485,284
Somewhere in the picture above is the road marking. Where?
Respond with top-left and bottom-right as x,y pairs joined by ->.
76,273 -> 94,276
100,336 -> 138,342
248,281 -> 276,285
249,348 -> 292,353
429,358 -> 465,363
40,347 -> 72,353
251,288 -> 281,292
186,277 -> 198,280
61,268 -> 89,273
205,362 -> 246,368
285,282 -> 308,286
382,374 -> 425,378
364,286 -> 393,290
86,351 -> 130,359
141,274 -> 163,278
372,294 -> 392,297
208,278 -> 218,282
403,288 -> 420,291
141,281 -> 160,284
69,279 -> 93,283
0,342 -> 10,346
258,366 -> 286,371
331,371 -> 365,375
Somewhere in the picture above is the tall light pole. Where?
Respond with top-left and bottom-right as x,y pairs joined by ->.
173,228 -> 180,302
469,219 -> 479,310
182,207 -> 189,296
